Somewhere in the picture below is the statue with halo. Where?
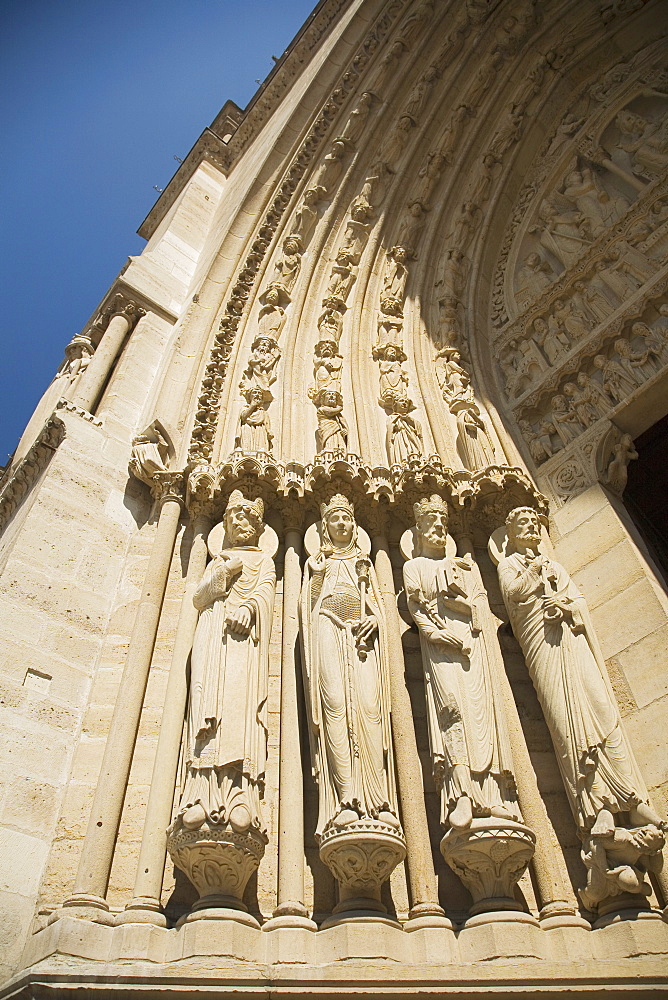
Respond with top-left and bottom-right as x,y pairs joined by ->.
492,507 -> 665,916
299,494 -> 405,921
167,490 -> 277,924
403,495 -> 535,916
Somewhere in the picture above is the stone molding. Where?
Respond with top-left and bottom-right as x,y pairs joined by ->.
0,414 -> 65,535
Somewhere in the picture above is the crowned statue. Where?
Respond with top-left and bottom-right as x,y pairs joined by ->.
299,494 -> 405,919
299,494 -> 399,838
403,495 -> 520,830
168,490 -> 277,919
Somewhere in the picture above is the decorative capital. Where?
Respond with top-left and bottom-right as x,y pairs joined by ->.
150,471 -> 186,506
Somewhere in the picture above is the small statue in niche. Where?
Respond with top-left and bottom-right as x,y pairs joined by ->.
299,494 -> 400,836
386,396 -> 424,465
403,496 -> 520,830
337,91 -> 373,146
241,336 -> 281,394
290,188 -> 319,249
380,247 -> 409,316
435,346 -> 470,403
494,507 -> 665,913
314,389 -> 348,453
308,139 -> 347,201
267,236 -> 302,300
376,344 -> 408,402
235,387 -> 273,454
312,340 -> 343,397
257,288 -> 286,341
171,491 -> 276,837
452,398 -> 496,470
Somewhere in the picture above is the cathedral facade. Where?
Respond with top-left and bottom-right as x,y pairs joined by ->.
1,1 -> 668,995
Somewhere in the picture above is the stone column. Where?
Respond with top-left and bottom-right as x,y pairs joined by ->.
70,295 -> 145,413
119,506 -> 212,925
264,510 -> 317,931
371,523 -> 451,930
456,530 -> 586,929
63,473 -> 184,918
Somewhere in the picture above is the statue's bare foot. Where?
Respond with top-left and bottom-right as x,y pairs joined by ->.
448,795 -> 473,830
629,802 -> 663,828
378,810 -> 400,829
229,804 -> 252,834
333,808 -> 358,829
490,805 -> 516,821
591,808 -> 615,837
182,803 -> 207,831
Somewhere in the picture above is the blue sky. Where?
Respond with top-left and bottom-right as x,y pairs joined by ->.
0,0 -> 315,462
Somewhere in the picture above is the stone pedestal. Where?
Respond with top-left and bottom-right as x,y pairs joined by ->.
319,819 -> 406,925
168,827 -> 266,926
441,817 -> 535,917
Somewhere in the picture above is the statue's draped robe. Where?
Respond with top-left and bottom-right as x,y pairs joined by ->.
403,554 -> 517,825
300,547 -> 397,838
498,550 -> 645,831
179,547 -> 275,836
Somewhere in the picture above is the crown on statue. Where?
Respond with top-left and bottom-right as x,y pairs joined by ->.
413,494 -> 448,522
320,493 -> 354,520
225,489 -> 264,525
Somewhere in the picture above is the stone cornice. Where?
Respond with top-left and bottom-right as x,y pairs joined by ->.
0,414 -> 65,535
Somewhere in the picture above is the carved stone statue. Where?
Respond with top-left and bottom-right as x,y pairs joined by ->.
168,492 -> 277,919
386,398 -> 423,465
299,495 -> 405,918
403,497 -> 534,913
495,507 -> 665,915
452,399 -> 496,470
403,496 -> 520,829
314,389 -> 348,453
381,248 -> 409,315
235,388 -> 273,453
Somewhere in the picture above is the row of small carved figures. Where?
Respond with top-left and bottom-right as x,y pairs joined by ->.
518,319 -> 668,466
499,255 -> 660,399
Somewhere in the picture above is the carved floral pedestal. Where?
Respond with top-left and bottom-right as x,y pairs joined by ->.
318,819 -> 406,927
168,826 -> 266,927
441,817 -> 536,923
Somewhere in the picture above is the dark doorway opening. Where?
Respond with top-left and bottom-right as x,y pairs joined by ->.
623,413 -> 668,589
